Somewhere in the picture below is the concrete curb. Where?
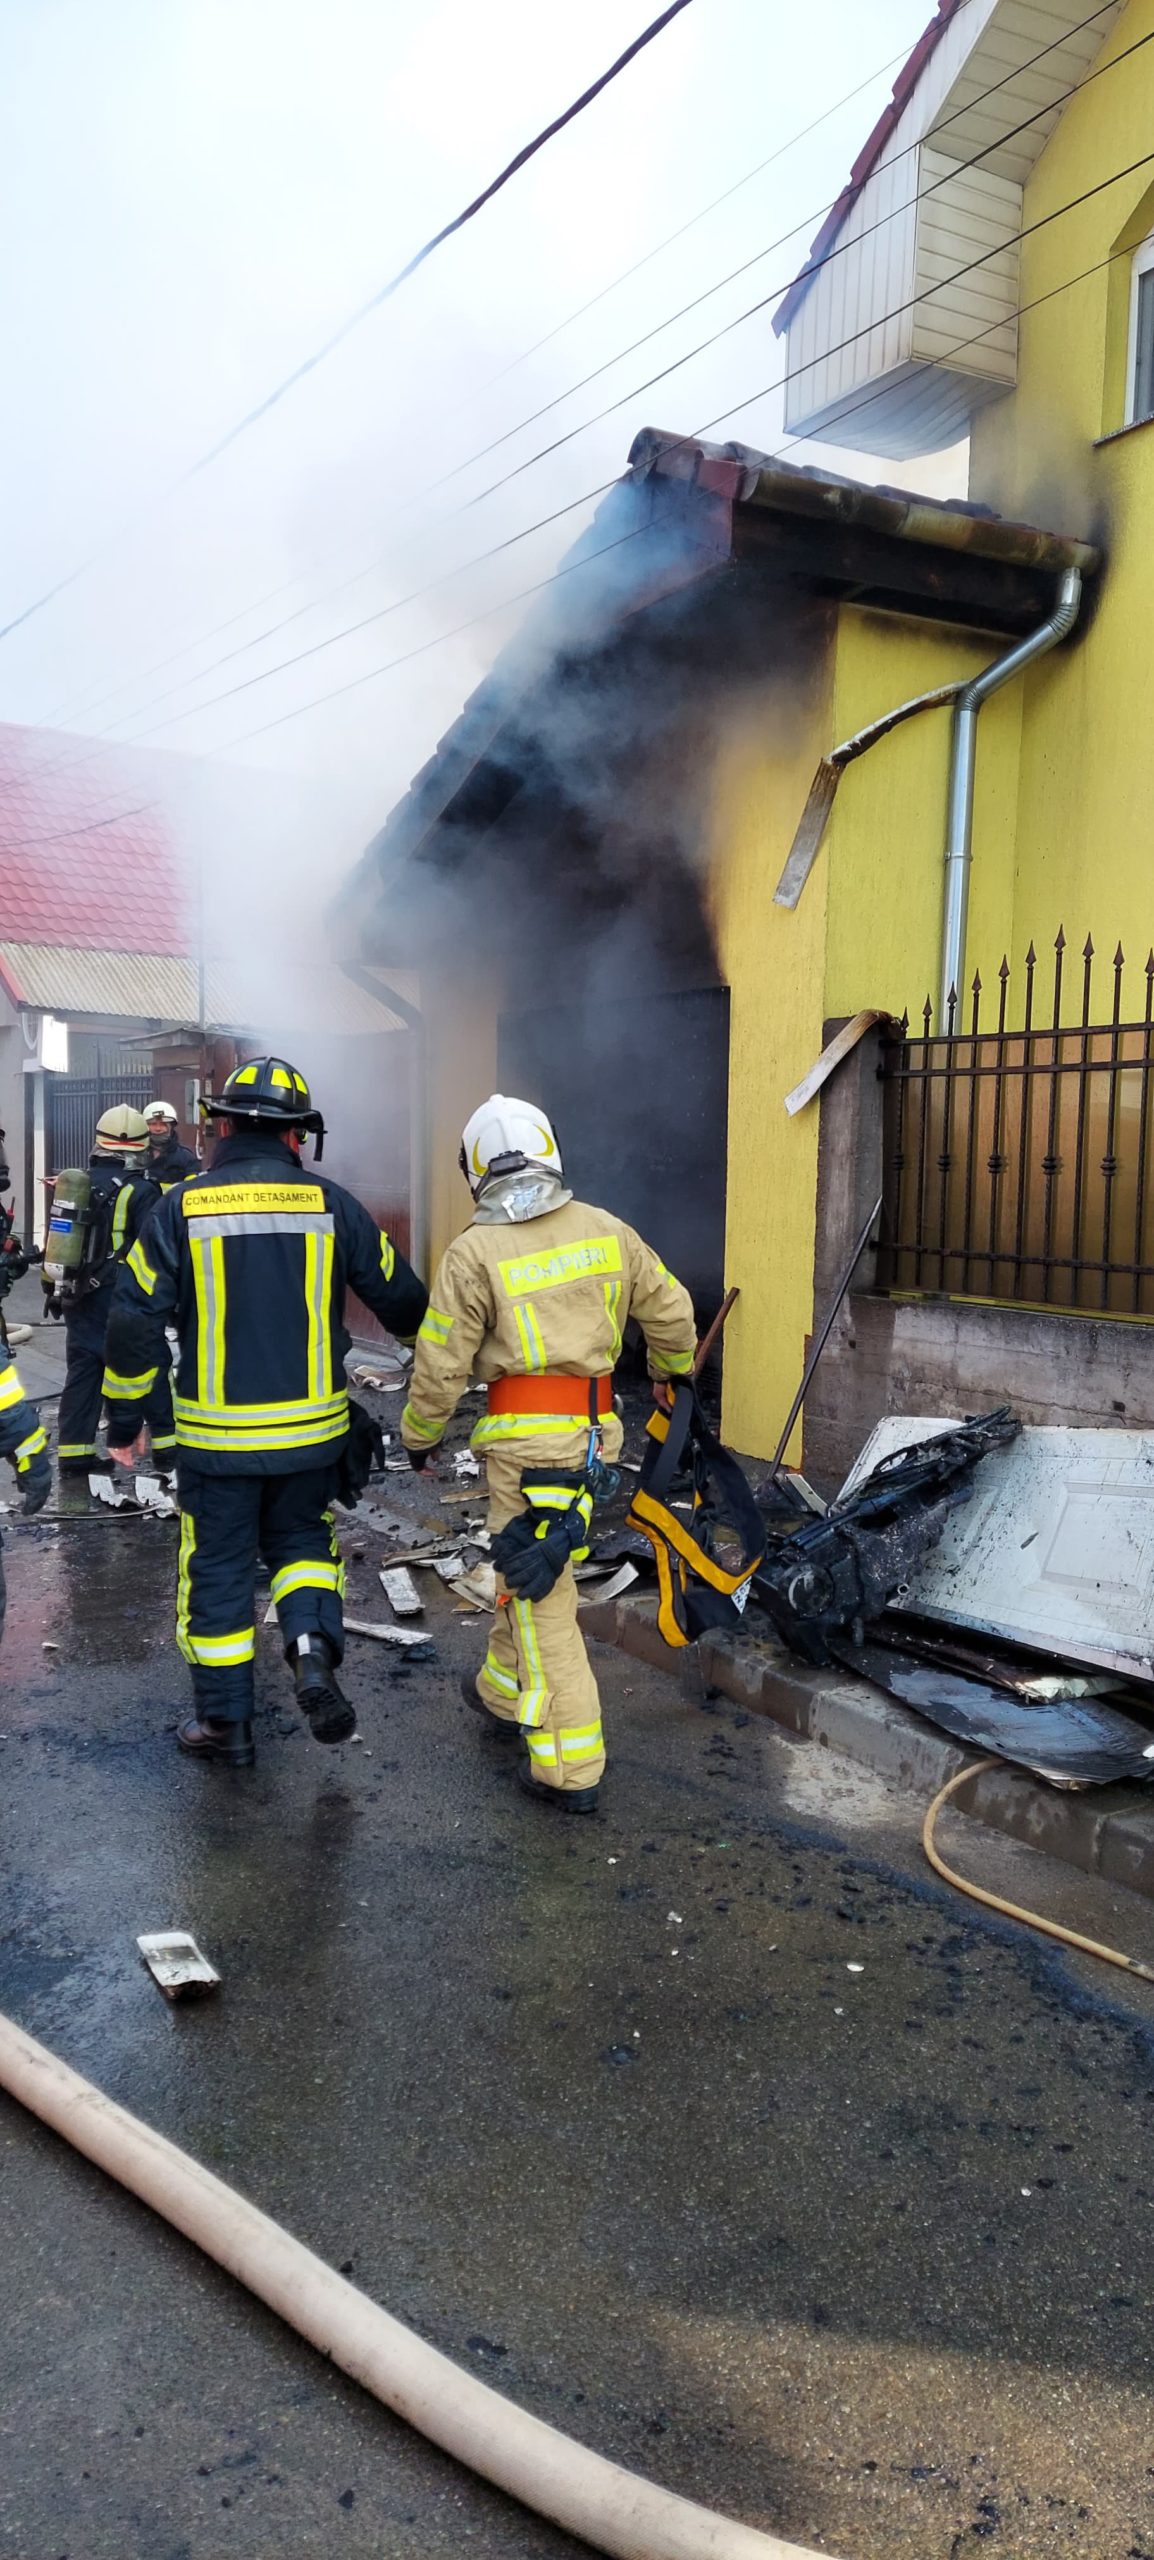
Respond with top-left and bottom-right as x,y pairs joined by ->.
583,1595 -> 1154,1905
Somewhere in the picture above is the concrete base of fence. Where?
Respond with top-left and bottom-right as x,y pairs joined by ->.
584,1594 -> 1154,1906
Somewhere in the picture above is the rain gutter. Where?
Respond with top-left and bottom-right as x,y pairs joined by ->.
775,566 -> 1084,1019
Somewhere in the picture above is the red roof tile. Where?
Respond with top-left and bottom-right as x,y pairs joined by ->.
0,721 -> 190,955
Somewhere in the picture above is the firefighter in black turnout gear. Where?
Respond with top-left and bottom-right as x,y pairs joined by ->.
0,1127 -> 40,1354
0,1351 -> 51,1648
52,1106 -> 176,1473
144,1100 -> 199,1189
103,1057 -> 427,1768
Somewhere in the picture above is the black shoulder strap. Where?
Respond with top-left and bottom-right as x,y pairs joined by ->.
627,1382 -> 764,1649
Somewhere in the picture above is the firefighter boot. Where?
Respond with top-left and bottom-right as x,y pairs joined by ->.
460,1670 -> 518,1740
290,1634 -> 356,1745
177,1715 -> 256,1769
517,1754 -> 599,1816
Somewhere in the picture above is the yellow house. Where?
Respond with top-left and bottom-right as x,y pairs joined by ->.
337,0 -> 1154,1482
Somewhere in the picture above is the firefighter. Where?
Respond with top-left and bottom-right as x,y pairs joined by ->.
102,1056 -> 427,1770
144,1100 -> 199,1189
0,1351 -> 52,1647
52,1106 -> 176,1475
401,1095 -> 696,1815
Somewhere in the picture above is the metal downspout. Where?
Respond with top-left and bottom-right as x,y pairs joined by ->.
940,566 -> 1082,1023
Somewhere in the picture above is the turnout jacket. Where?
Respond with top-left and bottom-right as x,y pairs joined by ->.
401,1193 -> 696,1453
103,1130 -> 427,1474
147,1135 -> 199,1190
0,1356 -> 47,1483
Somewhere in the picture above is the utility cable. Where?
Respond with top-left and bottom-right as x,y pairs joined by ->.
83,0 -> 1148,747
923,1759 -> 1154,1983
8,205 -> 1129,829
0,509 -> 651,845
687,140 -> 1154,461
10,0 -> 1120,748
481,38 -> 914,390
10,143 -> 1147,808
450,25 -> 1154,521
23,31 -> 918,744
0,0 -> 697,651
433,0 -> 1125,489
216,220 -> 1136,753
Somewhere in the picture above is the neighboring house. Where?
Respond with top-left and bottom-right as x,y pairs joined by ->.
0,722 -> 411,1261
336,0 -> 1154,1479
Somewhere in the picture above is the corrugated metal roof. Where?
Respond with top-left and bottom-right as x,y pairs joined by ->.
0,943 -> 406,1036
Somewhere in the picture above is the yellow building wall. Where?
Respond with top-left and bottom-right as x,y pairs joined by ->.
713,653 -> 832,1464
970,0 -> 1154,1010
714,607 -> 1022,1462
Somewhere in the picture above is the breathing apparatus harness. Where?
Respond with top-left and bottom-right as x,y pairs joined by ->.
627,1380 -> 765,1647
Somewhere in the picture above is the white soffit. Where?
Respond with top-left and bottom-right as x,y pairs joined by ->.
839,1418 -> 1154,1682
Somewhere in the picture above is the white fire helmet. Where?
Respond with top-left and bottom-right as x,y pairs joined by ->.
459,1094 -> 562,1196
144,1099 -> 178,1125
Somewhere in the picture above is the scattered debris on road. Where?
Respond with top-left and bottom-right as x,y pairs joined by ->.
137,1932 -> 221,2001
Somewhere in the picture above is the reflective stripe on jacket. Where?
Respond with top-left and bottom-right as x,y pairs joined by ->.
401,1196 -> 696,1453
102,1130 -> 427,1474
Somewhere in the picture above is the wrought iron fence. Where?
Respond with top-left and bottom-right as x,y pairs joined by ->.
877,935 -> 1154,1318
46,1072 -> 156,1174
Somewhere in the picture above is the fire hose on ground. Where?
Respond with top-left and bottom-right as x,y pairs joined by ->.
922,1758 -> 1154,1984
0,2011 -> 840,2560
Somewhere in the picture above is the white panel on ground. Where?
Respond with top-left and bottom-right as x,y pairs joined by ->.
838,1421 -> 1154,1682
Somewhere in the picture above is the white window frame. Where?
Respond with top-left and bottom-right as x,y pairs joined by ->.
1125,231 -> 1154,425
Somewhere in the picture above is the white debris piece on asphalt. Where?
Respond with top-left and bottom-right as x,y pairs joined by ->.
263,1599 -> 277,1624
577,1562 -> 639,1606
838,1418 -> 1154,1681
449,1562 -> 497,1612
428,1554 -> 467,1581
348,1363 -> 408,1392
137,1931 -> 221,2000
380,1566 -> 423,1617
846,1963 -> 865,1974
344,1617 -> 431,1648
89,1473 -> 133,1507
135,1474 -> 178,1516
41,1641 -> 59,1652
380,1541 -> 459,1568
452,1450 -> 481,1479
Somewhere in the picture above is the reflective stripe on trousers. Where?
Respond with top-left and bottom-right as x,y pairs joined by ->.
474,1427 -> 619,1792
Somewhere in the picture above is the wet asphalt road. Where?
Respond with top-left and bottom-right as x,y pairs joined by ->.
2,1316 -> 1154,2560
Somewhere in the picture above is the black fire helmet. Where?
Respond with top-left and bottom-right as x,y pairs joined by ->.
201,1056 -> 326,1158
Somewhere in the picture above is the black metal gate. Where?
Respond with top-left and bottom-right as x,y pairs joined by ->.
46,1073 -> 155,1173
498,986 -> 730,1319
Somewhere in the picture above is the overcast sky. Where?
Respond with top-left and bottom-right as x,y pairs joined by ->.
0,0 -> 955,855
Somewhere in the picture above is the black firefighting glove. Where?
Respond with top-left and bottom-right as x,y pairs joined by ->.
492,1512 -> 579,1603
17,1448 -> 52,1516
334,1399 -> 385,1508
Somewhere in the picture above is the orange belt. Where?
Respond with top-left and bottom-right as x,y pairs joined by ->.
487,1371 -> 612,1417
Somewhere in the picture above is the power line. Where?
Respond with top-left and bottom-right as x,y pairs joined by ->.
0,0 -> 697,652
24,29 -> 914,748
688,141 -> 1154,457
11,7 -> 1140,779
17,0 -> 1116,757
480,39 -> 913,391
433,0 -> 1123,489
5,217 -> 1132,829
447,6 -> 1145,518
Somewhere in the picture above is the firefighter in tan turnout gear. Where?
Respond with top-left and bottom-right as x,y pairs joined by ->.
402,1096 -> 696,1814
